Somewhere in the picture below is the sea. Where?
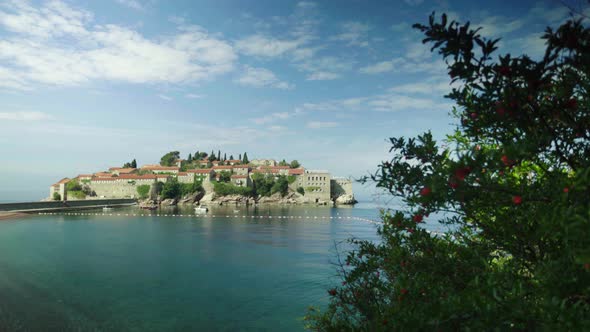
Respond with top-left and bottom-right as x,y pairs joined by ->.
0,202 -> 445,331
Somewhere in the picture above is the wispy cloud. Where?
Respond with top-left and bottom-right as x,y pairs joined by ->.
235,35 -> 302,57
307,121 -> 339,129
185,93 -> 204,99
0,1 -> 236,89
306,71 -> 340,81
234,66 -> 294,89
115,0 -> 145,11
252,112 -> 291,124
0,111 -> 52,121
332,21 -> 370,47
158,94 -> 172,101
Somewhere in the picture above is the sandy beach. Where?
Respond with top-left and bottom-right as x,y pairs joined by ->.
0,212 -> 29,221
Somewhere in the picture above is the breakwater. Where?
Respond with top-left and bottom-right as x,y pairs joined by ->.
0,199 -> 136,212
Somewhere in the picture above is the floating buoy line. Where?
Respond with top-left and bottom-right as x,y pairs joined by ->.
37,211 -> 381,225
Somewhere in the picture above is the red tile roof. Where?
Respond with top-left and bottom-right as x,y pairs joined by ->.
288,168 -> 305,175
94,172 -> 112,177
108,167 -> 136,173
178,172 -> 188,176
141,165 -> 179,171
212,165 -> 233,170
187,169 -> 214,174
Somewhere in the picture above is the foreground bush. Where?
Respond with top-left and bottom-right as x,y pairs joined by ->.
306,13 -> 590,331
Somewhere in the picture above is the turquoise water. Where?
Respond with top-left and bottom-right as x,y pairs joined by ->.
0,204 -> 383,331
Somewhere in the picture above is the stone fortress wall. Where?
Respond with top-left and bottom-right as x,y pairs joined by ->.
330,178 -> 354,199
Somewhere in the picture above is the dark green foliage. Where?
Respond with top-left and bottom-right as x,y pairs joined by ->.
279,159 -> 288,166
213,182 -> 253,196
218,170 -> 231,183
53,192 -> 61,201
123,159 -> 137,168
307,14 -> 590,331
297,187 -> 305,195
160,151 -> 180,166
239,153 -> 242,161
153,181 -> 164,196
287,175 -> 297,184
180,179 -> 203,197
217,150 -> 221,161
223,153 -> 227,161
229,155 -> 234,160
290,160 -> 300,168
187,153 -> 192,161
252,173 -> 289,197
161,178 -> 181,199
66,180 -> 82,192
242,152 -> 249,164
68,191 -> 86,199
271,176 -> 289,197
136,185 -> 150,199
209,150 -> 216,162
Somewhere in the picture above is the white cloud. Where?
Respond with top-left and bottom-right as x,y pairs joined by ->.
115,0 -> 144,10
252,112 -> 291,124
332,21 -> 370,47
359,59 -> 400,74
235,35 -> 302,57
158,94 -> 172,101
185,93 -> 204,99
306,71 -> 340,80
0,111 -> 52,121
389,79 -> 454,95
268,125 -> 286,132
0,1 -> 237,89
234,66 -> 293,89
306,121 -> 339,129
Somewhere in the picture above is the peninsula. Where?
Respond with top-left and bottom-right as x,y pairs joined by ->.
47,150 -> 356,206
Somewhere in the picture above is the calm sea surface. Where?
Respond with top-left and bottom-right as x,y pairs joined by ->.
0,203 -> 443,331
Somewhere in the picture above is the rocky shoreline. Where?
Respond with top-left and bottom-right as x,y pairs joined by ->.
139,191 -> 357,208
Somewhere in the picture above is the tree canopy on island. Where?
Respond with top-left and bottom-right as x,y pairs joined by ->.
306,13 -> 590,331
160,151 -> 180,166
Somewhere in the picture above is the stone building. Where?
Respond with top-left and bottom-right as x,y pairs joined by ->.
231,174 -> 251,187
300,170 -> 331,203
141,165 -> 179,174
49,178 -> 70,200
108,167 -> 136,176
250,159 -> 277,167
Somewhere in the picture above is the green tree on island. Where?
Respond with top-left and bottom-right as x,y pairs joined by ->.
306,14 -> 590,331
290,160 -> 300,168
160,151 -> 180,166
242,152 -> 249,164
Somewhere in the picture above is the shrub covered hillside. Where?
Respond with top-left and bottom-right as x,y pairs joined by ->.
306,13 -> 590,331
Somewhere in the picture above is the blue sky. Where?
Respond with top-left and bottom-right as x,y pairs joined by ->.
0,0 -> 582,201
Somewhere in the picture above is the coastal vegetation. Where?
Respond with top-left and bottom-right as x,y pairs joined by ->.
52,192 -> 61,201
136,185 -> 150,199
213,182 -> 254,196
307,14 -> 590,330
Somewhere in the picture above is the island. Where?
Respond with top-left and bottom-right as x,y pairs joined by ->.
47,150 -> 356,207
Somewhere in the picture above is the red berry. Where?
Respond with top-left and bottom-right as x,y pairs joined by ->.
584,263 -> 590,271
501,155 -> 510,166
413,214 -> 423,223
382,319 -> 388,325
563,187 -> 569,193
496,106 -> 505,116
566,98 -> 578,109
400,288 -> 408,295
420,187 -> 431,196
454,167 -> 471,181
470,112 -> 477,119
512,196 -> 522,205
449,181 -> 458,189
328,288 -> 337,296
498,66 -> 510,76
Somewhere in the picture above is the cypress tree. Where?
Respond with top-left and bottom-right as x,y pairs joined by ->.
223,153 -> 227,161
242,152 -> 249,164
230,155 -> 234,160
188,153 -> 192,161
131,159 -> 137,168
217,150 -> 221,161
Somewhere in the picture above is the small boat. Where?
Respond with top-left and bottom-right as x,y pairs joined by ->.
141,206 -> 157,211
233,210 -> 239,213
195,205 -> 208,213
102,206 -> 113,211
